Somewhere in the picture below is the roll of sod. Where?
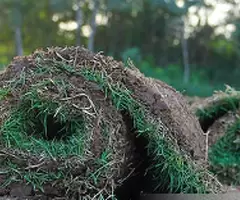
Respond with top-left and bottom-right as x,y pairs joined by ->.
209,117 -> 240,187
191,87 -> 240,188
191,86 -> 240,132
0,47 -> 223,199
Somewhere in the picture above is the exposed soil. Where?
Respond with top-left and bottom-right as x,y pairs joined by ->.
207,111 -> 239,147
123,74 -> 206,160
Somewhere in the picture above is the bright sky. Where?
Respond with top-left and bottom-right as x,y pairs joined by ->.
57,14 -> 108,37
187,1 -> 232,26
187,0 -> 237,37
58,0 -> 239,38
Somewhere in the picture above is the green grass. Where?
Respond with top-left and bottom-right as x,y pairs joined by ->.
209,119 -> 240,185
1,90 -> 87,158
0,88 -> 10,100
0,88 -> 93,192
0,160 -> 65,192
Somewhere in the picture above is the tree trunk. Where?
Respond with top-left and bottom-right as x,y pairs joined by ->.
181,17 -> 190,84
13,0 -> 23,56
88,0 -> 100,52
76,0 -> 83,46
14,18 -> 23,56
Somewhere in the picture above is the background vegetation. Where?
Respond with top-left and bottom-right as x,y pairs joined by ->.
1,0 -> 240,96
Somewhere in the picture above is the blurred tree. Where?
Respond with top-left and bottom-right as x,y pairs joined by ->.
75,0 -> 84,45
88,0 -> 100,51
0,0 -> 24,56
1,0 -> 240,90
96,0 -> 197,61
151,0 -> 198,15
12,0 -> 23,56
181,17 -> 190,83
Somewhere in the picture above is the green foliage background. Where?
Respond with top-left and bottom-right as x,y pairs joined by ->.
0,0 -> 240,97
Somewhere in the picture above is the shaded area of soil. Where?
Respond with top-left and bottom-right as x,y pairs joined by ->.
115,111 -> 153,200
32,114 -> 69,141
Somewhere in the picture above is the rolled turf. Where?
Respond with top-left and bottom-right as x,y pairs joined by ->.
0,47 -> 223,199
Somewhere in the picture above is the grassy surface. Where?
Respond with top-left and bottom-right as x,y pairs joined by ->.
0,88 -> 91,192
193,87 -> 240,186
209,119 -> 240,185
1,99 -> 87,158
